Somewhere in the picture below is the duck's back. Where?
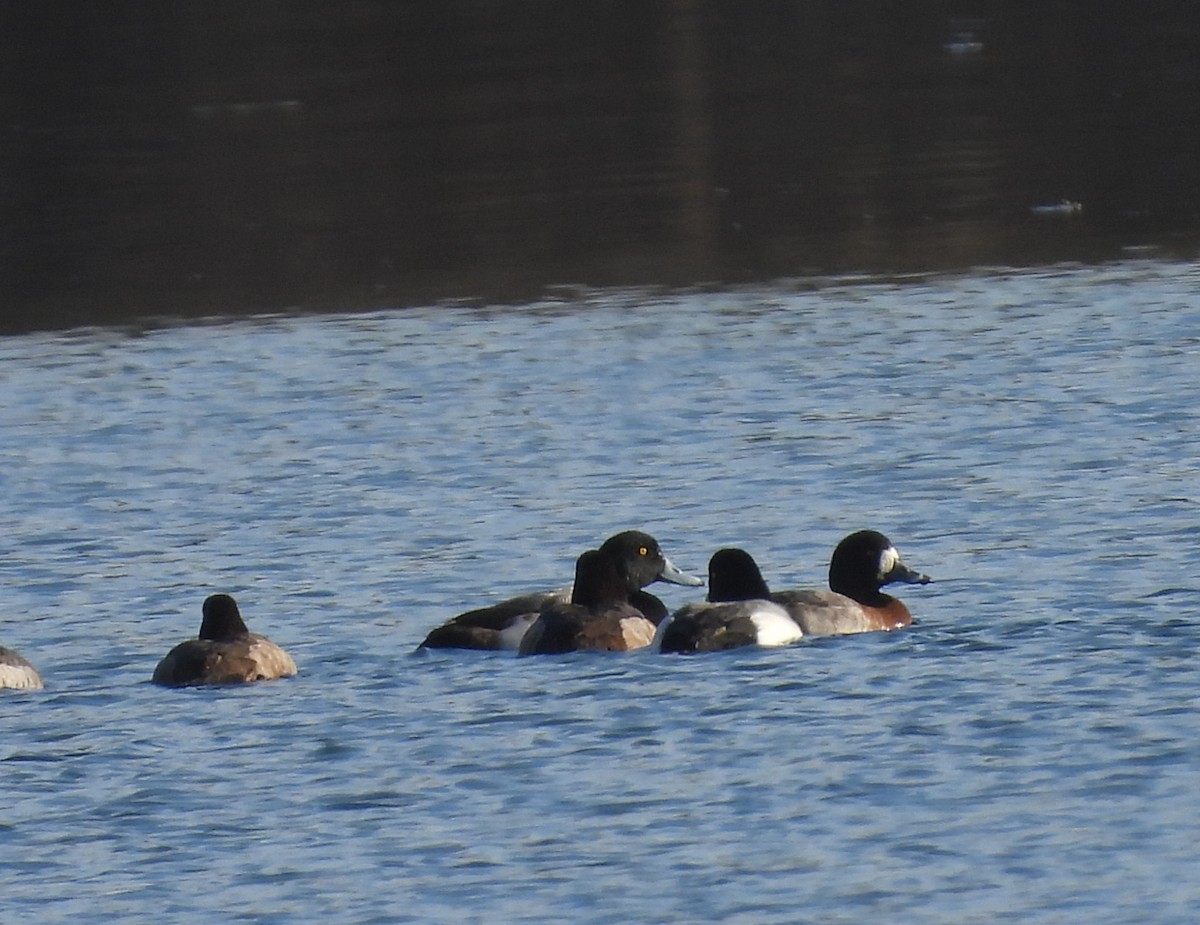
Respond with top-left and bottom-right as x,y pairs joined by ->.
657,603 -> 761,653
519,601 -> 654,655
420,586 -> 572,650
772,589 -> 910,635
242,634 -> 298,679
659,599 -> 801,653
0,646 -> 42,691
153,634 -> 296,687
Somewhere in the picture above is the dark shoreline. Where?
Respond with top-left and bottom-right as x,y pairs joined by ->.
5,2 -> 1199,333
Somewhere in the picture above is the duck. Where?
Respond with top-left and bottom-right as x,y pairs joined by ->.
656,548 -> 803,653
0,646 -> 43,690
152,594 -> 297,687
657,531 -> 930,652
518,549 -> 660,655
771,530 -> 931,635
418,530 -> 702,650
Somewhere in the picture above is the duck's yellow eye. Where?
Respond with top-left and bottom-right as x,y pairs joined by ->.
639,546 -> 648,556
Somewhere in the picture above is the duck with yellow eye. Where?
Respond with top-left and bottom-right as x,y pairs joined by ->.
418,530 -> 702,651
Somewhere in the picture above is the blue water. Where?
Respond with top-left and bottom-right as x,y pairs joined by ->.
2,260 -> 1199,923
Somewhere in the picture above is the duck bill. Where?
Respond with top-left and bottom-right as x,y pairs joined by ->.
657,556 -> 705,587
887,561 -> 932,585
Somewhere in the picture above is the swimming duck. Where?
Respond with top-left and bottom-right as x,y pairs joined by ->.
772,530 -> 931,635
0,646 -> 43,690
152,594 -> 297,687
518,548 -> 660,655
656,547 -> 803,653
419,530 -> 702,650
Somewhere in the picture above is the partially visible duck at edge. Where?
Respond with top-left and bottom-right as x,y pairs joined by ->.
419,530 -> 703,651
0,645 -> 43,691
518,549 -> 659,655
152,594 -> 297,687
658,530 -> 931,653
657,548 -> 802,654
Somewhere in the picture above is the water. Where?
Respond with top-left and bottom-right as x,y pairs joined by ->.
2,260 -> 1200,923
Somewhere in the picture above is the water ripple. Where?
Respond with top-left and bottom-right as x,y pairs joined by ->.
2,262 -> 1200,923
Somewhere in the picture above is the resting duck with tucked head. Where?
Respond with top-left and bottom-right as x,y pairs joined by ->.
152,594 -> 297,687
419,530 -> 702,650
657,531 -> 931,653
0,645 -> 43,690
518,548 -> 662,655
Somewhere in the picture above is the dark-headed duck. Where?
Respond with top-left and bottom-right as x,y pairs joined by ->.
0,646 -> 43,690
419,530 -> 702,650
771,530 -> 931,635
152,594 -> 297,687
518,549 -> 660,655
656,548 -> 802,653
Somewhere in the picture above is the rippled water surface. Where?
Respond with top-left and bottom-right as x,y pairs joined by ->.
3,261 -> 1200,923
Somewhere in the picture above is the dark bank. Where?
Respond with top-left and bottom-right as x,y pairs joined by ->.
4,1 -> 1199,333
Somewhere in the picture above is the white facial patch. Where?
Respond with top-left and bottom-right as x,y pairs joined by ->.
878,546 -> 900,580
